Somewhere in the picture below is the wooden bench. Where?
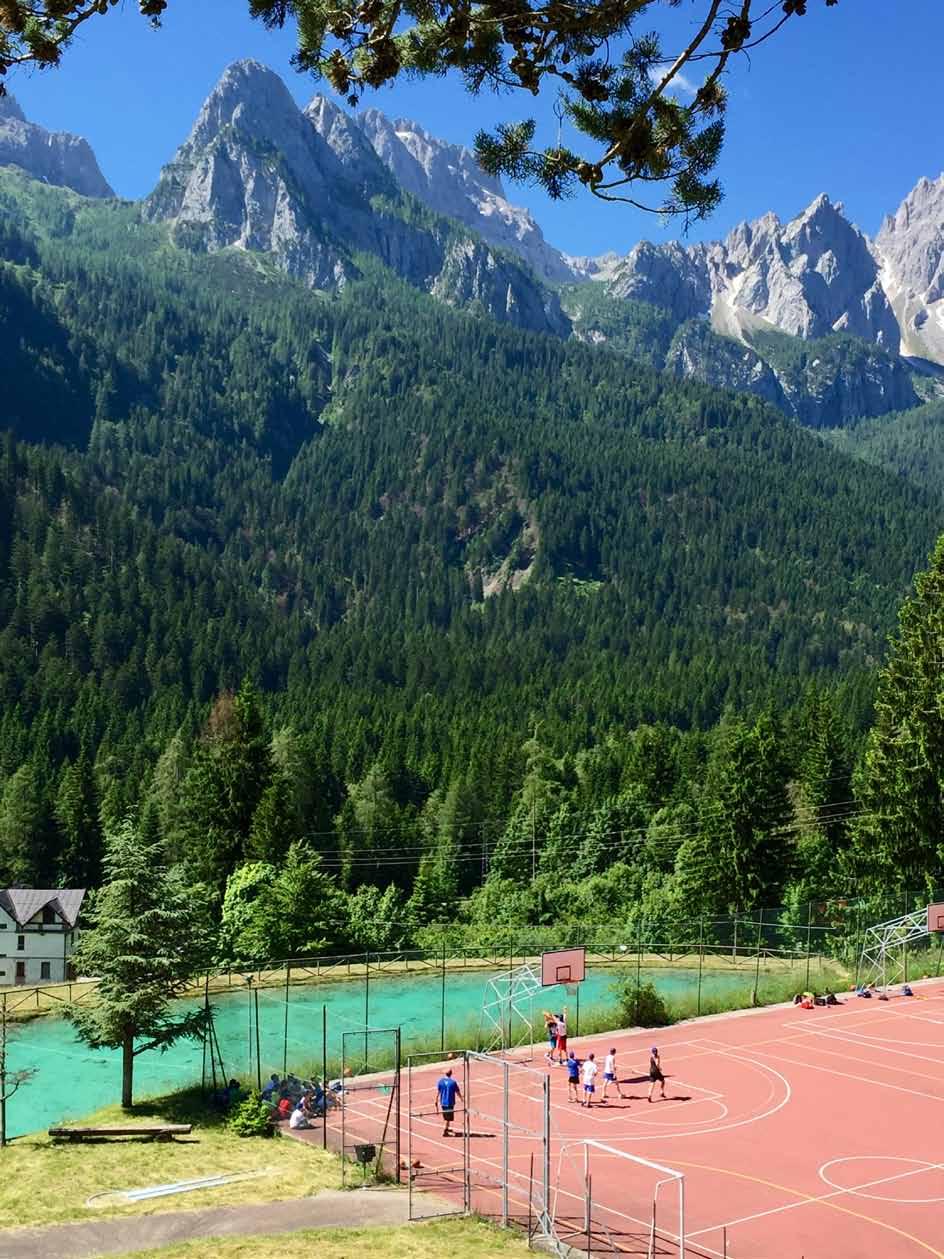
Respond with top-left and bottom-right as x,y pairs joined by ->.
48,1124 -> 192,1143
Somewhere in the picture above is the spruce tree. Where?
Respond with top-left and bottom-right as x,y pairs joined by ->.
850,538 -> 944,899
68,818 -> 213,1109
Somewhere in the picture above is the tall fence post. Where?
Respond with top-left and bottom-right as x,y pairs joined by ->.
697,918 -> 705,1017
322,1003 -> 328,1151
634,918 -> 643,1024
364,952 -> 370,1069
282,964 -> 290,1077
752,909 -> 764,1005
502,1060 -> 510,1227
805,901 -> 813,991
440,937 -> 447,1054
254,989 -> 262,1091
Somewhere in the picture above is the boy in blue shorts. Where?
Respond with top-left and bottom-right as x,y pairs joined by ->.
581,1052 -> 598,1108
601,1048 -> 626,1103
565,1049 -> 581,1102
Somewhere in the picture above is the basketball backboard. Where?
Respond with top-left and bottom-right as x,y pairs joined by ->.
928,902 -> 944,934
541,947 -> 586,987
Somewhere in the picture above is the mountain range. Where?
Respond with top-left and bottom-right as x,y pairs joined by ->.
4,59 -> 944,433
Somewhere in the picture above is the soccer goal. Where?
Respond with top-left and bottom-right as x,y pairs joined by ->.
552,1139 -> 686,1259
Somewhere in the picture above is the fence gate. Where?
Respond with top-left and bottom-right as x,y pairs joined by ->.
339,1027 -> 400,1187
406,1052 -> 469,1221
406,1049 -> 552,1244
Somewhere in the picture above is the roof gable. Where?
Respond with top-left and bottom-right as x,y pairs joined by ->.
0,889 -> 86,927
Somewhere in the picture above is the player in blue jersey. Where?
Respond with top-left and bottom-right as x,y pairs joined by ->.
565,1049 -> 581,1102
436,1067 -> 462,1136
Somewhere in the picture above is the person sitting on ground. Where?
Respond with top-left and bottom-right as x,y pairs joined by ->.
289,1101 -> 310,1130
825,991 -> 840,1005
262,1073 -> 281,1099
277,1093 -> 293,1120
902,983 -> 914,997
792,993 -> 803,1005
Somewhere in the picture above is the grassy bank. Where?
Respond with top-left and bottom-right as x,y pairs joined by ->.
110,1219 -> 531,1259
0,1087 -> 339,1230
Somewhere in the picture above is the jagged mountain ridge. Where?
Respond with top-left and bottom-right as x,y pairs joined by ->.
5,62 -> 943,421
0,93 -> 113,199
142,60 -> 566,336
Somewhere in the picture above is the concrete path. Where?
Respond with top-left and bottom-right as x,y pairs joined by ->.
0,1188 -> 430,1259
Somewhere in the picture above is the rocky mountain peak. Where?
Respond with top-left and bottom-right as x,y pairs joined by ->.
875,172 -> 944,362
304,96 -> 393,195
0,92 -> 113,198
0,93 -> 26,123
356,106 -> 575,283
143,61 -> 566,335
183,59 -> 306,156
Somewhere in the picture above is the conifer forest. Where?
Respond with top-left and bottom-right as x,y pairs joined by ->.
2,166 -> 944,965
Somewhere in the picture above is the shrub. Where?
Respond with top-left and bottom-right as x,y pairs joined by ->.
228,1090 -> 274,1137
612,979 -> 673,1028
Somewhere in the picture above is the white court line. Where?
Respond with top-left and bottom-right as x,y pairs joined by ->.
559,1092 -> 730,1130
726,1044 -> 944,1105
820,1156 -> 944,1204
688,1158 -> 944,1238
787,1025 -> 944,1071
566,1045 -> 793,1145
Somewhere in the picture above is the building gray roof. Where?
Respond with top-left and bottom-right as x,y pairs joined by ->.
0,889 -> 85,927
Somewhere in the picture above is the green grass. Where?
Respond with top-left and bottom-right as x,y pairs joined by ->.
110,1219 -> 531,1259
0,1087 -> 340,1229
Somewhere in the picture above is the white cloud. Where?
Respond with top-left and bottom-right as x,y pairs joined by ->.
648,66 -> 697,97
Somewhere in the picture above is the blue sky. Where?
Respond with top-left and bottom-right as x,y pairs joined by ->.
7,0 -> 943,258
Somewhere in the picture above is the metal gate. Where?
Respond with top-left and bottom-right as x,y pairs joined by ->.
407,1050 -> 551,1243
339,1026 -> 401,1186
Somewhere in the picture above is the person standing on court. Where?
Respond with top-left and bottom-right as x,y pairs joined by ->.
436,1067 -> 461,1136
581,1052 -> 598,1108
565,1050 -> 581,1102
601,1047 -> 626,1103
647,1047 -> 666,1102
542,1010 -> 558,1063
554,1008 -> 568,1064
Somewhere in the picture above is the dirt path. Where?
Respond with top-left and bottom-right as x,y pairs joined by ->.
0,1188 -> 432,1259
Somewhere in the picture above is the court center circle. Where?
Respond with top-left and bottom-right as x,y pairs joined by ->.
820,1156 -> 944,1204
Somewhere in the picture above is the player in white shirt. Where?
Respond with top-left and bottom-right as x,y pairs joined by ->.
601,1048 -> 626,1102
580,1052 -> 598,1108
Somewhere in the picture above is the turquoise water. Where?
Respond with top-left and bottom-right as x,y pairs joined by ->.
4,965 -> 763,1139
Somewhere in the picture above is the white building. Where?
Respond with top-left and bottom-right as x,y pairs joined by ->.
0,889 -> 85,986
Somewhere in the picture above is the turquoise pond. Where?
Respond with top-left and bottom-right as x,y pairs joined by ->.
4,965 -> 767,1139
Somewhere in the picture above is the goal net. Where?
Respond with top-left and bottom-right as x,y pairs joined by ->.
552,1139 -> 686,1258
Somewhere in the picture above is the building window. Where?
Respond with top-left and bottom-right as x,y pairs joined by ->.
17,935 -> 25,950
40,961 -> 51,980
42,906 -> 57,925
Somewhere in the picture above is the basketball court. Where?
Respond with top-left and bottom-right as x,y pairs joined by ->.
330,937 -> 944,1258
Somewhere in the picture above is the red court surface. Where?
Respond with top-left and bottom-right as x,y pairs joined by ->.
333,979 -> 944,1258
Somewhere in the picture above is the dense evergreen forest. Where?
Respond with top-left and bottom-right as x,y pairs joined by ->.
2,166 -> 943,959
